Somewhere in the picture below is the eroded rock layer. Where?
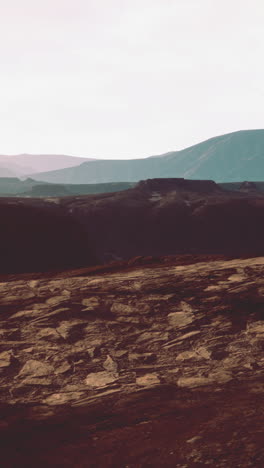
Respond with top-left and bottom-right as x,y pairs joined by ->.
1,257 -> 264,466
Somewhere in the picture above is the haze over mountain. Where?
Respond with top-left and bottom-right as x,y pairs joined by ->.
0,154 -> 94,177
28,130 -> 264,184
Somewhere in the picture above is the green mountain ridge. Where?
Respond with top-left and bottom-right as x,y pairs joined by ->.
28,129 -> 264,184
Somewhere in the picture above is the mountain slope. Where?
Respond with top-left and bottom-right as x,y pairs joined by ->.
29,129 -> 264,184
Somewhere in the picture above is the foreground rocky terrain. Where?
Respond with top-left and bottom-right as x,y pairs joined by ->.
1,256 -> 264,466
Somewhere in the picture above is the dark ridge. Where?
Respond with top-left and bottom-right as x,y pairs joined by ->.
136,178 -> 220,193
23,181 -> 135,197
239,181 -> 258,192
2,178 -> 264,274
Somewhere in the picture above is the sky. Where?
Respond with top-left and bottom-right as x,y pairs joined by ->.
0,0 -> 264,159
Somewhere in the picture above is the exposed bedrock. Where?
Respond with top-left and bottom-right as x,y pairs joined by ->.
1,257 -> 264,466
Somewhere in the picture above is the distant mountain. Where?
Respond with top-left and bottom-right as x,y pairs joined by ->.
0,167 -> 17,178
0,156 -> 34,176
29,130 -> 264,184
0,154 -> 95,177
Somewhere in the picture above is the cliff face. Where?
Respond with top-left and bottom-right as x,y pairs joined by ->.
1,257 -> 264,466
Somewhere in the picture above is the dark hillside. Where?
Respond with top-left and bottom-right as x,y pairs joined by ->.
2,178 -> 264,274
0,199 -> 95,273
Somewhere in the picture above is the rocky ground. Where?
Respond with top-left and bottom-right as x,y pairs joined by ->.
1,256 -> 264,466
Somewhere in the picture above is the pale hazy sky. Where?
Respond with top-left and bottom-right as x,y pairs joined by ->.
0,0 -> 263,158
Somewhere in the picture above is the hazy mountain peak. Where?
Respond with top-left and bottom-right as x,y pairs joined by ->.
0,154 -> 96,177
